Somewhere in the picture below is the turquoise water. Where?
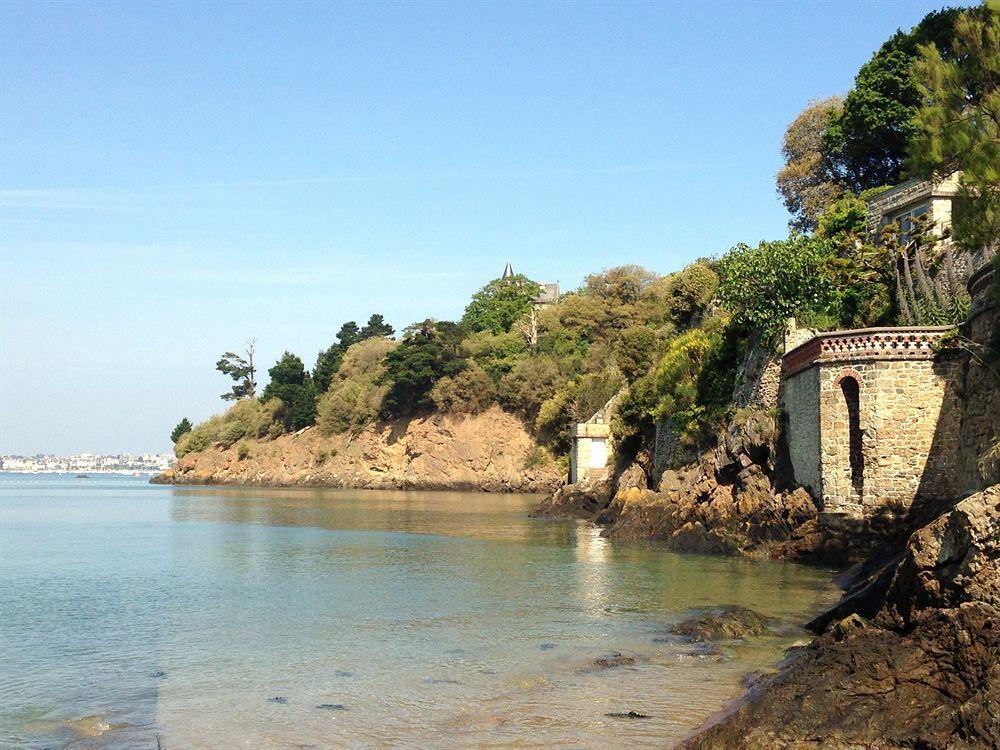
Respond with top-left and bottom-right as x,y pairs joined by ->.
0,474 -> 837,749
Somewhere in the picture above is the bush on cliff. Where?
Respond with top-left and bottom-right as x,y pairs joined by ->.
175,398 -> 284,457
316,337 -> 396,435
430,361 -> 497,413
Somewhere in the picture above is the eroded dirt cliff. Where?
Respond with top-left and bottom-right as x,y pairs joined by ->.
154,406 -> 562,492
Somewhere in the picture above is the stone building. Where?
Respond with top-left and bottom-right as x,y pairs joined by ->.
501,261 -> 560,306
781,325 -> 963,520
781,171 -> 997,523
569,397 -> 618,484
865,172 -> 962,241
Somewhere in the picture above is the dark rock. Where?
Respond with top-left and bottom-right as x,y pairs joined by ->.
593,652 -> 636,668
539,642 -> 557,651
267,696 -> 288,704
680,485 -> 1000,750
152,671 -> 167,679
605,711 -> 651,720
315,703 -> 347,711
531,478 -> 613,520
424,678 -> 462,685
670,606 -> 771,642
333,670 -> 354,678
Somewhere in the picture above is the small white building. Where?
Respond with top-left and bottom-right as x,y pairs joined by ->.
569,404 -> 615,484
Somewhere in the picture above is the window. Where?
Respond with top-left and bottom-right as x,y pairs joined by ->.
892,203 -> 929,246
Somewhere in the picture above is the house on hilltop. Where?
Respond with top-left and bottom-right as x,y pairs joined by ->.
502,261 -> 560,306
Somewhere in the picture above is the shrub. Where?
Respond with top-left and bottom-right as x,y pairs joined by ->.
498,355 -> 565,420
316,337 -> 397,435
461,330 -> 527,381
523,445 -> 549,470
430,361 -> 496,413
649,261 -> 720,327
716,236 -> 836,339
236,440 -> 252,461
614,326 -> 658,383
174,399 -> 284,457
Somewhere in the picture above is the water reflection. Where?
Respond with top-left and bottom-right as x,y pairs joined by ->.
1,478 -> 838,750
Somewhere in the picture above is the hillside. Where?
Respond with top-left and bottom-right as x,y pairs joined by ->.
155,405 -> 562,493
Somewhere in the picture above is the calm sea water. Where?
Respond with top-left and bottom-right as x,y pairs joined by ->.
0,474 -> 837,749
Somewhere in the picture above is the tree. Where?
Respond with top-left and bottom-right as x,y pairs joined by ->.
462,274 -> 541,335
776,97 -> 845,232
908,0 -> 1000,255
216,340 -> 257,401
170,418 -> 193,444
360,314 -> 394,339
614,326 -> 658,383
312,345 -> 344,392
430,361 -> 497,413
261,352 -> 317,430
824,7 -> 976,191
716,236 -> 836,338
313,314 -> 394,392
378,321 -> 465,415
585,265 -> 657,304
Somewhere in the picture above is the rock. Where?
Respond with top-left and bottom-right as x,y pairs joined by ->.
599,411 -> 823,561
424,678 -> 462,685
539,642 -> 557,651
332,670 -> 354,678
605,711 -> 650,719
593,652 -> 636,668
531,477 -> 613,520
267,697 -> 288,704
670,606 -> 771,642
680,484 -> 1000,750
315,703 -> 347,711
154,406 -> 563,493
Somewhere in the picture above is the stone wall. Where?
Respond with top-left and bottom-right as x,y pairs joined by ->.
781,327 -> 961,520
780,366 -> 821,498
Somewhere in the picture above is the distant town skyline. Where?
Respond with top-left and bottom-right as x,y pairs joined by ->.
0,1 -> 973,454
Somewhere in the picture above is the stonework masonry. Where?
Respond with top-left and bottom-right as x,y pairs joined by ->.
781,327 -> 962,520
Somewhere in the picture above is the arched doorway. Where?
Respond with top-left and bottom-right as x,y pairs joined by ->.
839,376 -> 864,492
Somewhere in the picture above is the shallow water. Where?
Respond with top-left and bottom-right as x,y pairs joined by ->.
0,474 -> 838,749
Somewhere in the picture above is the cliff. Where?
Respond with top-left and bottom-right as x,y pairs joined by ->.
154,405 -> 562,492
534,410 -> 826,562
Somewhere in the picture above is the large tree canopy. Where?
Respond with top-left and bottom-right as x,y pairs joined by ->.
777,97 -> 845,232
824,7 -> 973,192
262,352 -> 317,430
908,0 -> 1000,255
462,275 -> 541,335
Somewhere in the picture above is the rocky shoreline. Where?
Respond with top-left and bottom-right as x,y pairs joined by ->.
679,484 -> 999,749
531,410 -> 998,748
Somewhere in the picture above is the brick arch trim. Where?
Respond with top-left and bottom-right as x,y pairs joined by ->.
833,369 -> 866,390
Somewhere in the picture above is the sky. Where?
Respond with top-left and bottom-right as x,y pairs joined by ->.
0,0 -> 973,455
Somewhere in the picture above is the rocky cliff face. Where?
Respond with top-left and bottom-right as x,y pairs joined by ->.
534,411 -> 825,561
680,484 -> 999,750
154,406 -> 562,493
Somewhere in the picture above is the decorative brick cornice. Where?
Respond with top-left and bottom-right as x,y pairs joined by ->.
782,326 -> 955,377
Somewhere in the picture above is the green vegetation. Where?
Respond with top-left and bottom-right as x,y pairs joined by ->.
908,0 -> 999,255
462,274 -> 541,334
174,3 -> 991,467
170,418 -> 192,444
216,340 -> 257,401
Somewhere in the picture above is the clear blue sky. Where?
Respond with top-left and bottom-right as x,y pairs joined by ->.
0,1 -> 971,455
